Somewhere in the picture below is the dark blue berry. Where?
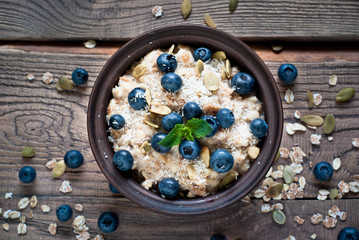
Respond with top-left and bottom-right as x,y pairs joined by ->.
161,73 -> 182,93
278,63 -> 297,84
109,114 -> 125,130
151,132 -> 171,153
72,68 -> 88,85
157,53 -> 178,73
249,118 -> 268,138
210,233 -> 228,240
158,178 -> 180,199
200,116 -> 218,137
113,150 -> 133,171
179,140 -> 201,160
56,205 -> 73,222
210,149 -> 234,173
18,166 -> 36,183
193,47 -> 212,62
231,72 -> 255,95
183,102 -> 202,120
313,162 -> 333,181
109,183 -> 119,193
337,227 -> 359,240
64,150 -> 84,169
128,87 -> 147,110
216,108 -> 235,128
98,212 -> 119,233
161,112 -> 183,132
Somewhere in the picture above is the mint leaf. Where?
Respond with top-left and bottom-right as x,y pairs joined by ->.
186,118 -> 212,138
158,124 -> 185,147
179,126 -> 194,141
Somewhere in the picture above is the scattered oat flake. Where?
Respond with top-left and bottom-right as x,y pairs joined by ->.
73,215 -> 86,229
241,195 -> 251,203
26,73 -> 35,81
310,134 -> 322,145
312,93 -> 322,106
41,204 -> 51,213
311,233 -> 317,239
283,235 -> 296,240
45,159 -> 57,169
329,74 -> 338,86
286,123 -> 295,135
265,166 -> 273,177
322,216 -> 337,228
5,192 -> 13,199
290,163 -> 303,174
338,181 -> 350,193
261,204 -> 271,213
42,72 -> 53,84
279,148 -> 289,159
152,6 -> 163,17
349,181 -> 359,193
3,223 -> 9,231
294,216 -> 305,225
292,123 -> 306,132
284,88 -> 294,104
28,210 -> 33,219
20,216 -> 26,223
3,209 -> 11,218
49,222 -> 57,236
271,170 -> 283,179
271,203 -> 284,211
76,231 -> 91,240
75,203 -> 84,212
17,223 -> 27,235
328,205 -> 341,218
262,195 -> 271,202
306,125 -> 317,130
60,180 -> 73,193
299,176 -> 306,189
18,197 -> 30,210
311,213 -> 323,224
352,138 -> 359,148
328,136 -> 334,142
83,40 -> 96,49
94,235 -> 105,240
289,147 -> 306,164
254,188 -> 266,199
294,110 -> 301,119
9,210 -> 21,219
332,158 -> 341,170
339,211 -> 347,221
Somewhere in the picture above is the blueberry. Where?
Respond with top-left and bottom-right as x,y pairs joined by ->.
216,108 -> 235,128
183,102 -> 202,120
158,178 -> 180,199
161,112 -> 183,132
161,73 -> 182,93
157,53 -> 178,73
109,183 -> 119,193
200,116 -> 218,137
56,204 -> 73,222
193,47 -> 212,62
151,132 -> 171,153
113,150 -> 133,171
210,233 -> 228,240
278,63 -> 297,84
109,114 -> 125,130
337,227 -> 359,240
249,118 -> 268,138
313,162 -> 333,181
179,140 -> 201,160
72,68 -> 88,85
128,87 -> 147,110
98,212 -> 119,233
231,72 -> 255,95
18,166 -> 36,183
210,149 -> 234,173
64,150 -> 84,169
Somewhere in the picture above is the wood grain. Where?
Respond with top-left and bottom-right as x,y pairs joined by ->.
0,0 -> 359,41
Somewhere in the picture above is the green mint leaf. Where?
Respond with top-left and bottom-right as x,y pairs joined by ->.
186,118 -> 212,138
158,124 -> 185,147
179,126 -> 194,141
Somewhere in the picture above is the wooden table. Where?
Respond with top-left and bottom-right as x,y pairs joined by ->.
0,1 -> 358,239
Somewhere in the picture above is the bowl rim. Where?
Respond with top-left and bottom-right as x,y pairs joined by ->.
88,24 -> 283,216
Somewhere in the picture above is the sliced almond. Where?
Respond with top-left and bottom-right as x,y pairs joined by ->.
265,167 -> 273,178
30,195 -> 38,208
220,66 -> 227,80
145,88 -> 152,105
286,123 -> 295,135
203,72 -> 219,91
225,59 -> 231,78
132,64 -> 147,80
332,157 -> 341,170
284,88 -> 294,104
200,146 -> 210,167
195,60 -> 204,76
144,120 -> 159,128
292,123 -> 306,132
149,105 -> 171,115
247,146 -> 260,159
187,164 -> 196,179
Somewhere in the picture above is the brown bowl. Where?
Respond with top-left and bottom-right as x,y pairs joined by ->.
88,24 -> 283,216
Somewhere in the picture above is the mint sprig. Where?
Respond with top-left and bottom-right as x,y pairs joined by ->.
158,118 -> 212,147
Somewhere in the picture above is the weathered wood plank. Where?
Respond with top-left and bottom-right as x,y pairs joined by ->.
0,0 -> 359,41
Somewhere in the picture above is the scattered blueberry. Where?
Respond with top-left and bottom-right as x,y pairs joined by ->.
249,118 -> 268,138
200,116 -> 218,137
158,178 -> 180,199
72,68 -> 88,85
216,108 -> 235,128
18,166 -> 36,183
98,212 -> 119,233
128,87 -> 147,110
278,63 -> 297,84
231,72 -> 255,95
179,140 -> 201,160
210,233 -> 228,240
109,183 -> 119,193
183,102 -> 202,120
161,73 -> 182,93
193,47 -> 212,62
151,132 -> 171,153
64,150 -> 84,169
56,204 -> 73,222
109,114 -> 125,130
210,149 -> 234,173
313,162 -> 333,181
157,53 -> 178,73
113,150 -> 133,171
162,112 -> 183,132
337,227 -> 359,240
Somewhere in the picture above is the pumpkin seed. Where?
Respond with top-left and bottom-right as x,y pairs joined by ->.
329,188 -> 338,200
140,141 -> 151,153
52,160 -> 66,178
195,60 -> 204,76
144,120 -> 159,128
132,64 -> 147,79
219,174 -> 237,189
329,74 -> 337,86
273,210 -> 286,225
307,90 -> 314,109
56,77 -> 74,91
149,105 -> 171,115
204,14 -> 217,28
323,114 -> 335,134
200,146 -> 210,167
267,183 -> 284,198
145,88 -> 152,105
300,115 -> 324,126
283,166 -> 295,184
229,0 -> 238,12
203,72 -> 219,91
336,87 -> 354,102
181,0 -> 191,19
212,51 -> 226,61
248,146 -> 260,159
22,147 -> 35,158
